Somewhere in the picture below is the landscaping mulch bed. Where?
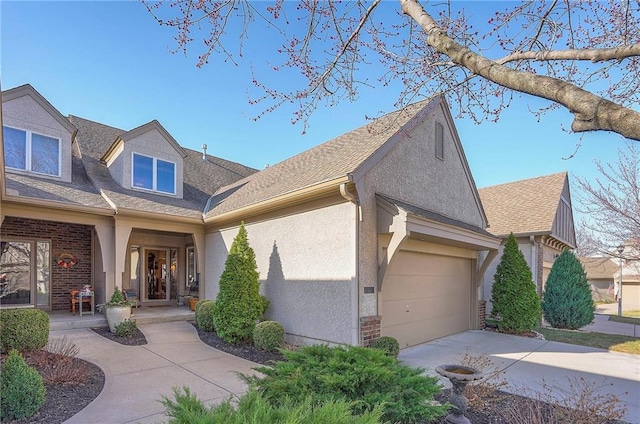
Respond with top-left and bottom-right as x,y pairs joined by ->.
90,326 -> 148,346
192,322 -> 285,365
17,354 -> 105,424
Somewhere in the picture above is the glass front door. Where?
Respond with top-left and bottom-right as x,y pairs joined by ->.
0,240 -> 50,308
145,248 -> 169,301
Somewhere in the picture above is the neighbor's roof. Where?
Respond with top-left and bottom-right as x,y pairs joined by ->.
580,257 -> 618,279
478,172 -> 567,237
205,97 -> 439,218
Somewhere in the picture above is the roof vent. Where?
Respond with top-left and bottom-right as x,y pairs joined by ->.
202,144 -> 207,161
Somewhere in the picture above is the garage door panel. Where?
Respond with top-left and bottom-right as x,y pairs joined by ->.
381,251 -> 472,348
383,274 -> 469,300
382,297 -> 469,327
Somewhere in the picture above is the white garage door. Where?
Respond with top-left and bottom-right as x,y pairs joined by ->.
380,250 -> 472,348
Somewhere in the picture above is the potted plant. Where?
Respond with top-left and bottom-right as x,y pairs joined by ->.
98,286 -> 133,333
188,295 -> 199,311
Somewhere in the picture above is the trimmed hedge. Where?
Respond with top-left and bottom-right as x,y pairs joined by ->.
370,336 -> 400,358
195,300 -> 216,332
253,321 -> 284,351
0,349 -> 46,421
0,308 -> 49,353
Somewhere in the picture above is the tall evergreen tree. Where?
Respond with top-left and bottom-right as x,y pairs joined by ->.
214,223 -> 265,343
491,233 -> 541,333
542,249 -> 594,329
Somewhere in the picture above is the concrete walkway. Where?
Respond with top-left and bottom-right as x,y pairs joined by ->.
399,330 -> 640,424
582,313 -> 640,337
52,321 -> 257,424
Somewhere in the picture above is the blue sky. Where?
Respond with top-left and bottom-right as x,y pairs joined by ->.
1,1 -> 632,214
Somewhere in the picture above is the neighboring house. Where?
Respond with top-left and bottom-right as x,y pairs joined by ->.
1,84 -> 500,349
478,173 -> 577,315
581,255 -> 640,310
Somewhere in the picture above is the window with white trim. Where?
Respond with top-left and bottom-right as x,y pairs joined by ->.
132,153 -> 176,194
3,126 -> 61,176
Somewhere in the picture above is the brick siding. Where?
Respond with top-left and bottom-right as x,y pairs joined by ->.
1,217 -> 93,310
477,300 -> 486,329
359,315 -> 381,347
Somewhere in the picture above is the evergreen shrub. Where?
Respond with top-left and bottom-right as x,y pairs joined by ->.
542,249 -> 595,329
214,223 -> 266,343
370,336 -> 400,358
490,233 -> 541,333
0,308 -> 49,353
161,387 -> 383,424
0,349 -> 46,421
253,321 -> 284,351
243,344 -> 448,423
195,300 -> 216,332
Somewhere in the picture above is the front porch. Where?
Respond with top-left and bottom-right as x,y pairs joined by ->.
49,305 -> 195,331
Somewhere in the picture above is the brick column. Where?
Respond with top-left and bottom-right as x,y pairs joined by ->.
359,315 -> 381,346
477,300 -> 487,329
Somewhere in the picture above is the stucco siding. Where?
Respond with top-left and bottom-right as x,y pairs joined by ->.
2,94 -> 73,182
358,104 -> 485,316
205,201 -> 357,345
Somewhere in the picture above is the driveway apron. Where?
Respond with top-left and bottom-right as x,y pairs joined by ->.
51,321 -> 257,424
399,330 -> 640,424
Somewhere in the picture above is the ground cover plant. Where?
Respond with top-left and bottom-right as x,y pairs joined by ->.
242,344 -> 448,423
610,314 -> 640,323
542,250 -> 594,329
491,234 -> 541,334
161,387 -> 384,424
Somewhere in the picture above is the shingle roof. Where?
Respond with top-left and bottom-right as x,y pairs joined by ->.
377,194 -> 496,238
580,257 -> 618,279
205,98 -> 436,218
68,115 -> 257,218
478,172 -> 567,237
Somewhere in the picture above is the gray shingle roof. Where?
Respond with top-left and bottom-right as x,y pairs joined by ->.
205,98 -> 435,218
68,116 -> 257,218
478,172 -> 567,237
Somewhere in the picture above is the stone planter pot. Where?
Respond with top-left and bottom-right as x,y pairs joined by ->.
106,306 -> 132,333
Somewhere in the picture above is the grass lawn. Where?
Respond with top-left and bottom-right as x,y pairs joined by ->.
537,327 -> 640,355
609,314 -> 640,325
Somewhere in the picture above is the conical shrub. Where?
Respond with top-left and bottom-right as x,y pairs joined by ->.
491,233 -> 541,333
542,249 -> 594,329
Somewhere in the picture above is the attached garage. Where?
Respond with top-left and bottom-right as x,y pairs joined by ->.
380,250 -> 472,348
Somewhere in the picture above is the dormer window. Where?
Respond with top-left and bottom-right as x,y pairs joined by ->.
3,126 -> 60,176
132,152 -> 176,194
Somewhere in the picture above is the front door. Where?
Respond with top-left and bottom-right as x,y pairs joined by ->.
144,248 -> 169,301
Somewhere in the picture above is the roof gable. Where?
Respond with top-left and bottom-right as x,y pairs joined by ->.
100,120 -> 187,163
478,172 -> 570,238
204,98 -> 447,219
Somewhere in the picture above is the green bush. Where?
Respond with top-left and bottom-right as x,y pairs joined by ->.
214,223 -> 265,344
114,319 -> 138,338
491,233 -> 541,333
243,344 -> 448,423
253,321 -> 284,351
0,308 -> 49,353
0,349 -> 46,421
195,300 -> 216,332
161,387 -> 383,424
370,336 -> 400,358
543,249 -> 595,329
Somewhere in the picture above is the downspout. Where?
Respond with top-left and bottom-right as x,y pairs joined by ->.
530,235 -> 538,294
340,181 -> 361,346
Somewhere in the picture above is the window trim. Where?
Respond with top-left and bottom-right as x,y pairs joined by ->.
131,152 -> 177,195
3,125 -> 62,177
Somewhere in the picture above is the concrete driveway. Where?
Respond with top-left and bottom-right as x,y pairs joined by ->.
398,330 -> 640,424
52,321 -> 257,424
